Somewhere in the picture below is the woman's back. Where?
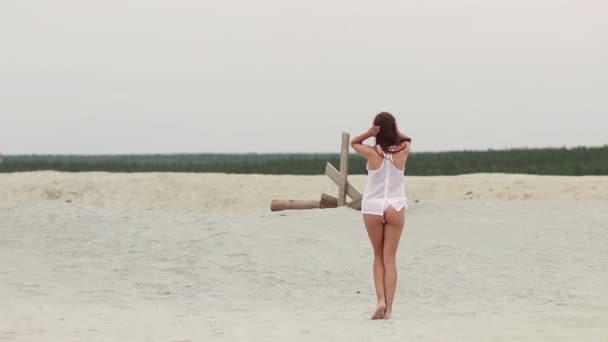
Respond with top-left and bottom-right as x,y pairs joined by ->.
362,150 -> 407,215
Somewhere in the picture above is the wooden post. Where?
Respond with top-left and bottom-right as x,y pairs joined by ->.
338,132 -> 350,206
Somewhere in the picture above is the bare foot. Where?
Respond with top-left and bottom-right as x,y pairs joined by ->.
371,302 -> 386,320
382,311 -> 392,320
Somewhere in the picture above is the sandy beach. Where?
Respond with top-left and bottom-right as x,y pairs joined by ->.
1,171 -> 607,341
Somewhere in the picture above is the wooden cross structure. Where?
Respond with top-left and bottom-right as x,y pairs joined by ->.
270,132 -> 363,211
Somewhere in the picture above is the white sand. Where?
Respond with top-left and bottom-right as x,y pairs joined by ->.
1,171 -> 607,213
1,171 -> 607,341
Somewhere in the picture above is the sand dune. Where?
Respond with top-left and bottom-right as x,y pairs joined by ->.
1,171 -> 607,212
1,172 -> 607,341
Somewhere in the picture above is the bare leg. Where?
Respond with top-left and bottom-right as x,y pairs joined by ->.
363,213 -> 386,319
382,206 -> 405,319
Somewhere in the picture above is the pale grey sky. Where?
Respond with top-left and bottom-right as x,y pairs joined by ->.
1,0 -> 606,154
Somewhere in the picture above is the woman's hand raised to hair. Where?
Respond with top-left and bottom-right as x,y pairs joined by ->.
367,125 -> 381,137
350,126 -> 380,148
351,126 -> 381,157
351,125 -> 380,150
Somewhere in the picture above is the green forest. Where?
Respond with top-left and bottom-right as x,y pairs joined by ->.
1,145 -> 607,175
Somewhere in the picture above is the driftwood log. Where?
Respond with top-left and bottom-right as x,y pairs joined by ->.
271,193 -> 339,212
270,200 -> 320,211
320,193 -> 338,208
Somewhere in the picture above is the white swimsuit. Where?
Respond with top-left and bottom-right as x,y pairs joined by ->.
361,148 -> 408,216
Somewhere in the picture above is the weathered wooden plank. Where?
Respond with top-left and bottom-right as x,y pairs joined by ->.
325,162 -> 362,201
347,198 -> 362,210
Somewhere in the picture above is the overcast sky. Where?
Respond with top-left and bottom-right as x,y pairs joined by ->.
1,0 -> 606,154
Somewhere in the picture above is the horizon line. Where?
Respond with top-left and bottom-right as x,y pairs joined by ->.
2,144 -> 607,157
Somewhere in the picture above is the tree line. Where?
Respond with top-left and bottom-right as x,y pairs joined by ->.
1,145 -> 607,175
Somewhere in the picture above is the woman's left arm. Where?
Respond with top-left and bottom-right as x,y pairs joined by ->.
351,126 -> 380,157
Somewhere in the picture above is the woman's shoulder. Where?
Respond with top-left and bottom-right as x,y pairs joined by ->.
388,141 -> 410,154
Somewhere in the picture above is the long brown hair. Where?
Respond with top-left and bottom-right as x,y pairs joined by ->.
373,112 -> 407,153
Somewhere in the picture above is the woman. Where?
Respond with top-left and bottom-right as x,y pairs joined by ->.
351,112 -> 411,320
